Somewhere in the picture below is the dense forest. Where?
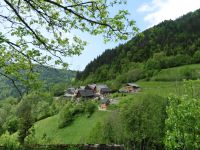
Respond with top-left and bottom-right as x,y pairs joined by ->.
76,9 -> 200,85
0,66 -> 76,99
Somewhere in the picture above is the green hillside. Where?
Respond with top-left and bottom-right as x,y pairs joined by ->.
151,64 -> 200,81
76,9 -> 200,85
34,111 -> 108,144
0,66 -> 76,99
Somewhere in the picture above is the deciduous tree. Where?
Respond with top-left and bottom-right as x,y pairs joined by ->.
0,0 -> 137,96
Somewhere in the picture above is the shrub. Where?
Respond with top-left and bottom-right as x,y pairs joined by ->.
120,94 -> 167,149
34,101 -> 51,121
3,116 -> 19,134
88,111 -> 125,144
145,59 -> 161,70
0,131 -> 20,150
84,102 -> 96,118
193,50 -> 200,63
165,95 -> 200,150
52,83 -> 66,97
58,106 -> 73,129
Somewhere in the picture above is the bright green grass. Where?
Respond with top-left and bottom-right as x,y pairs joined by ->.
34,111 -> 109,144
137,81 -> 184,97
151,64 -> 200,81
137,80 -> 200,98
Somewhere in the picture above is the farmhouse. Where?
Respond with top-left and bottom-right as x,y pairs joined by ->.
76,89 -> 95,98
96,84 -> 111,95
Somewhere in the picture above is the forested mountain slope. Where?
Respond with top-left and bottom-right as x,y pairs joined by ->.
76,9 -> 200,84
0,66 -> 76,99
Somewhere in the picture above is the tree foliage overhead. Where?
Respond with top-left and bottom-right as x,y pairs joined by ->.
0,0 -> 137,96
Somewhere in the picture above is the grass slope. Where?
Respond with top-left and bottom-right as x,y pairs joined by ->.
151,64 -> 200,81
137,81 -> 184,97
34,111 -> 109,144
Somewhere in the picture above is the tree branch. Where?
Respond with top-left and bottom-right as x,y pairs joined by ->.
0,71 -> 23,99
43,0 -> 119,32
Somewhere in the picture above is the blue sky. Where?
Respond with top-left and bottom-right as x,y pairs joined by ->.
66,0 -> 200,71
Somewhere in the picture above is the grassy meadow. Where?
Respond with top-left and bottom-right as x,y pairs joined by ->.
34,111 -> 109,144
151,64 -> 200,81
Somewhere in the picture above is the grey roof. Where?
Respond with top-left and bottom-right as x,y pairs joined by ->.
126,83 -> 140,88
66,88 -> 76,94
97,84 -> 111,92
100,98 -> 110,104
77,89 -> 94,97
97,84 -> 108,89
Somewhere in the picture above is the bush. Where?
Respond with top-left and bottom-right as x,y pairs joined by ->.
52,83 -> 66,97
88,111 -> 125,144
58,106 -> 73,129
193,50 -> 200,63
116,68 -> 144,83
3,116 -> 19,134
84,102 -> 96,118
120,94 -> 167,149
34,101 -> 51,121
0,131 -> 20,150
57,101 -> 96,128
165,95 -> 200,150
145,59 -> 161,70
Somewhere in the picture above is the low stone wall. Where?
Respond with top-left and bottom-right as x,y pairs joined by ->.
0,144 -> 124,150
25,144 -> 124,150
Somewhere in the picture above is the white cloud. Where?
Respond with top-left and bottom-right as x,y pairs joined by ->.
138,0 -> 200,27
137,4 -> 155,12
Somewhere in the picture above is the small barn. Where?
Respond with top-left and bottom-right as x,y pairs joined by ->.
97,84 -> 111,95
76,89 -> 94,98
99,98 -> 110,110
124,83 -> 140,93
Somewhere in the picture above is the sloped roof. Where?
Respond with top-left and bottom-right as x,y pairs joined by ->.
77,89 -> 94,97
66,88 -> 76,94
97,84 -> 111,92
100,98 -> 110,104
126,83 -> 140,87
97,84 -> 108,88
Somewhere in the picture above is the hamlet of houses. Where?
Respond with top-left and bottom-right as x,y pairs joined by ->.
64,83 -> 140,110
